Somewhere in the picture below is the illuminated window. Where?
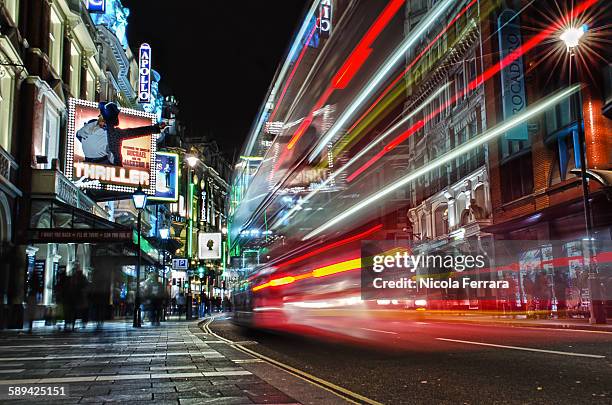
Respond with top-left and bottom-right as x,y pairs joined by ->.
70,42 -> 81,98
5,0 -> 19,24
48,8 -> 63,75
41,105 -> 60,169
85,70 -> 96,101
0,67 -> 15,152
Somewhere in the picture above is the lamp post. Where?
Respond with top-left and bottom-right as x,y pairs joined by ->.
159,227 -> 170,322
184,155 -> 199,320
560,25 -> 606,324
132,185 -> 147,327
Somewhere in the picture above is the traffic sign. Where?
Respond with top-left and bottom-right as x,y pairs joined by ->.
172,258 -> 188,270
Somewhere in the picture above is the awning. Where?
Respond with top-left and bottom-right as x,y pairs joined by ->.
28,198 -> 130,243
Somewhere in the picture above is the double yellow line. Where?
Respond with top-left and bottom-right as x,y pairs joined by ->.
200,317 -> 383,405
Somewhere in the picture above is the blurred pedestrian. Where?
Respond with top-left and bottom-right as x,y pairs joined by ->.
177,293 -> 186,320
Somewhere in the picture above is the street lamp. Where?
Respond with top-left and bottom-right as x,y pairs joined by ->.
159,227 -> 170,321
559,25 -> 605,324
186,155 -> 199,168
132,185 -> 147,327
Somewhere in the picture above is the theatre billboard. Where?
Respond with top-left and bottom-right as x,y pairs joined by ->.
149,151 -> 179,202
65,98 -> 157,194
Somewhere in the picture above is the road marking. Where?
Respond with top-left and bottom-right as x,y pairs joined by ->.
361,328 -> 398,335
233,358 -> 265,363
202,317 -> 382,405
416,322 -> 429,325
436,338 -> 606,359
0,369 -> 24,374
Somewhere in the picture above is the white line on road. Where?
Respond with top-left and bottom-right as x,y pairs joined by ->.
361,328 -> 398,335
435,338 -> 606,359
232,358 -> 265,363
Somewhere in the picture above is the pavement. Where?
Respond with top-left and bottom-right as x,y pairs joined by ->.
0,318 -> 347,404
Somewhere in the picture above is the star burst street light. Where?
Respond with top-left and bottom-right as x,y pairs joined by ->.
560,25 -> 586,51
559,22 -> 605,324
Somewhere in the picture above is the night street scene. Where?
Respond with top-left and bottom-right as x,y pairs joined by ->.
0,0 -> 611,404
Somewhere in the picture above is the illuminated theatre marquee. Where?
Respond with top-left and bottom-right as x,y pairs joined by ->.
65,98 -> 157,194
138,43 -> 152,104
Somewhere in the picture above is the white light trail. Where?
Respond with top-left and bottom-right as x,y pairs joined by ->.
308,0 -> 457,162
270,84 -> 449,230
244,1 -> 320,156
303,85 -> 581,240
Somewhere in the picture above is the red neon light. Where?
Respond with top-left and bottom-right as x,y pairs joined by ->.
345,0 -> 478,135
276,224 -> 383,268
346,0 -> 599,181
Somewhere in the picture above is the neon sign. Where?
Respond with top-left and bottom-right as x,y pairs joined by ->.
138,43 -> 152,104
319,0 -> 332,38
86,0 -> 106,13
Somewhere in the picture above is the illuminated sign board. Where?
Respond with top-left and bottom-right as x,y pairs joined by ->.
150,152 -> 179,201
65,98 -> 157,194
138,43 -> 152,103
86,0 -> 106,13
319,0 -> 332,38
172,258 -> 188,270
198,233 -> 222,260
498,9 -> 528,141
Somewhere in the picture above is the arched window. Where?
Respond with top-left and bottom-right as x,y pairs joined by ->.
433,204 -> 449,237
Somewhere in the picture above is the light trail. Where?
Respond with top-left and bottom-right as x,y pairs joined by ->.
307,0 -> 458,161
271,86 -> 447,229
243,1 -> 320,156
286,0 -> 405,150
275,224 -> 382,268
303,85 -> 581,240
270,19 -> 320,122
339,0 -> 479,151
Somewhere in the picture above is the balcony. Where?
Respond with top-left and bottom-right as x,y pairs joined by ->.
0,145 -> 20,198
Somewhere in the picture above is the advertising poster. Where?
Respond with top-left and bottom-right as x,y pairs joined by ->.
198,233 -> 222,260
150,152 -> 179,201
65,98 -> 157,194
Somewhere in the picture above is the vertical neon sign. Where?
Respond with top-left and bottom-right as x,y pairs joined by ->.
138,43 -> 152,104
319,0 -> 332,38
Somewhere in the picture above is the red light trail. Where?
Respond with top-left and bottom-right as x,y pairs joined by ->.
286,0 -> 405,150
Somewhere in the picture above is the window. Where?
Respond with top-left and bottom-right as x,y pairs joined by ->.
49,8 -> 63,75
500,152 -> 534,203
85,70 -> 96,101
0,67 -> 15,152
70,42 -> 81,98
454,65 -> 465,106
5,0 -> 19,24
41,105 -> 60,169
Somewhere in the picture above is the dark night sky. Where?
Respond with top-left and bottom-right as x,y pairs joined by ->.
121,1 -> 307,158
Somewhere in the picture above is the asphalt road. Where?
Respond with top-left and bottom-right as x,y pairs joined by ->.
209,317 -> 612,404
